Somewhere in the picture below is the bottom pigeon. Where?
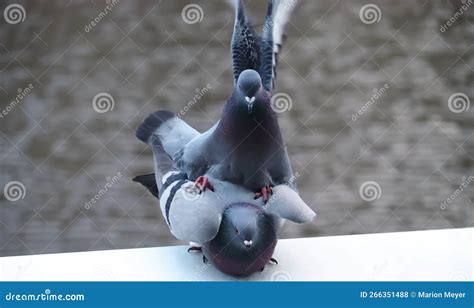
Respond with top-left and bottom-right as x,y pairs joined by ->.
134,118 -> 316,277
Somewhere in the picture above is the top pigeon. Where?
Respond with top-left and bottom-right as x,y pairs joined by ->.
172,0 -> 299,197
136,0 -> 299,202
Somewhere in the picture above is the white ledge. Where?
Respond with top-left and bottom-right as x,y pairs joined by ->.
1,228 -> 472,281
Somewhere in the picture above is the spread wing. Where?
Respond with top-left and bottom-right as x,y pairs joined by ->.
231,0 -> 298,90
231,0 -> 260,83
260,0 -> 298,90
258,0 -> 274,90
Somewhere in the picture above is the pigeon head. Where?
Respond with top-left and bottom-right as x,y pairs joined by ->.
202,202 -> 278,276
237,69 -> 263,113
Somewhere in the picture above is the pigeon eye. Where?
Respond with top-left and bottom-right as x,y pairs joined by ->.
235,228 -> 239,234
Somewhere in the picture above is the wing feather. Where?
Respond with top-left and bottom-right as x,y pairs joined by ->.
231,0 -> 260,83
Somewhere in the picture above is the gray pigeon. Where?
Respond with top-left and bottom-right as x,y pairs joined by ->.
134,113 -> 316,242
133,118 -> 315,276
154,0 -> 298,201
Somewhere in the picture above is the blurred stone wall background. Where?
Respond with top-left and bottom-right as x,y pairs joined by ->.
0,0 -> 472,256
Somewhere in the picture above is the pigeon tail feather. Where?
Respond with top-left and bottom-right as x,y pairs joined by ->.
135,110 -> 175,144
133,174 -> 159,198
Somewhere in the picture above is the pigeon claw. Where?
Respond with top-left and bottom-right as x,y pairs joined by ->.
269,257 -> 278,265
194,176 -> 214,192
187,246 -> 202,253
254,186 -> 273,202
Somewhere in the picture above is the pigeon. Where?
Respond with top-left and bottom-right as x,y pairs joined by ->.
151,0 -> 298,201
133,114 -> 316,276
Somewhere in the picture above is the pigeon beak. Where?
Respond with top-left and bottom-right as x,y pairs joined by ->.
245,96 -> 255,113
243,240 -> 253,247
